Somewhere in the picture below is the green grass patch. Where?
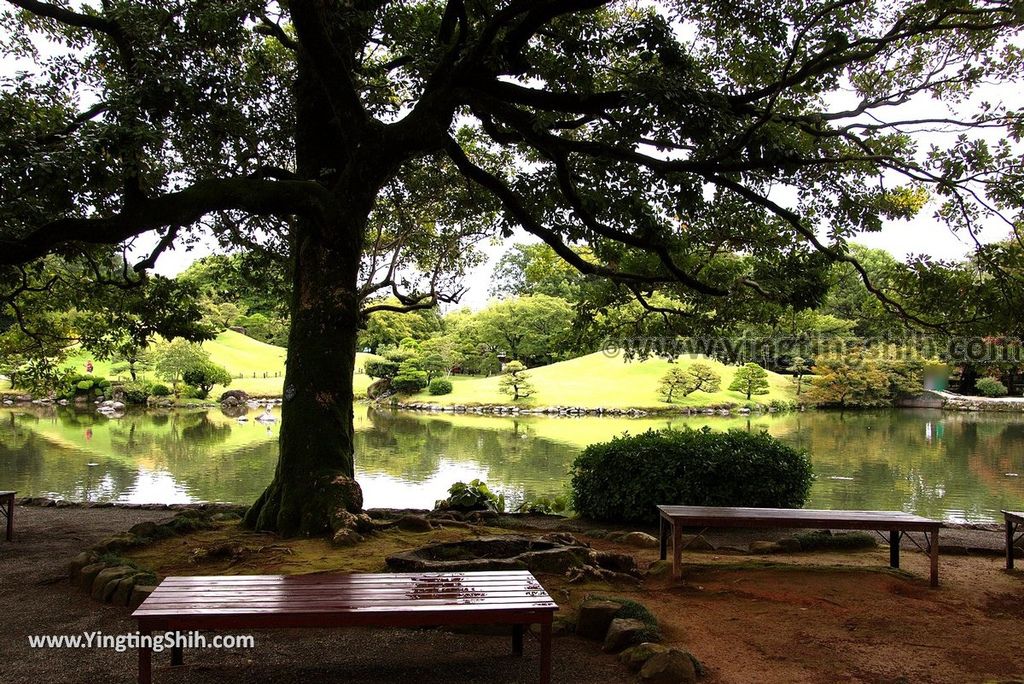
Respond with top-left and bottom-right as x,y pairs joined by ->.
407,352 -> 795,409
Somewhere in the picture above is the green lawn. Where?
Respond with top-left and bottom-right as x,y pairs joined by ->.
61,330 -> 380,398
408,351 -> 796,409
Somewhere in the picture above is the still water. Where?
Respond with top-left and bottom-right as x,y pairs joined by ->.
0,405 -> 1021,522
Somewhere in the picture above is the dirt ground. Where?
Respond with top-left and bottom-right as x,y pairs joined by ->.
3,506 -> 1024,684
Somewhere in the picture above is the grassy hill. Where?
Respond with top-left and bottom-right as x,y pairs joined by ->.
408,351 -> 795,409
63,330 -> 380,398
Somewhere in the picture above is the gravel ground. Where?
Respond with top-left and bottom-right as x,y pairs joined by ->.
2,507 -> 629,684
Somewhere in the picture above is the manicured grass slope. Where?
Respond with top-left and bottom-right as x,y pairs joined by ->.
412,351 -> 795,409
62,330 -> 379,398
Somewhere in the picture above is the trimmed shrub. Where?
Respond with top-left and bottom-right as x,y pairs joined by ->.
365,359 -> 401,379
975,377 -> 1008,397
571,427 -> 813,524
150,384 -> 172,397
76,380 -> 95,392
428,378 -> 453,395
118,381 -> 153,405
436,479 -> 503,512
391,365 -> 428,394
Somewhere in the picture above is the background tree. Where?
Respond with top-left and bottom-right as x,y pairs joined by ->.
729,363 -> 771,400
659,362 -> 722,403
786,357 -> 812,396
2,0 -> 1022,535
498,361 -> 534,400
182,360 -> 233,400
152,340 -> 211,395
490,243 -> 587,301
475,294 -> 574,365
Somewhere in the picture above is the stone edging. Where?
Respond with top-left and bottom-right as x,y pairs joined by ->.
389,402 -> 792,417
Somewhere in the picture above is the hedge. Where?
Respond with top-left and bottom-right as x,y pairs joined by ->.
571,427 -> 813,524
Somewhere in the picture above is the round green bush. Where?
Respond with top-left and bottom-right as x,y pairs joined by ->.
571,427 -> 813,524
975,377 -> 1008,397
76,380 -> 94,392
365,359 -> 400,379
118,381 -> 153,404
391,370 -> 428,394
150,384 -> 172,397
428,378 -> 453,395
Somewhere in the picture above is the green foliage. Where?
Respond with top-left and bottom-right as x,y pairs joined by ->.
59,373 -> 110,399
571,428 -> 813,524
474,295 -> 576,366
182,360 -> 232,399
728,363 -> 771,400
364,359 -> 400,379
150,383 -> 171,397
436,479 -> 503,513
152,339 -> 211,394
658,362 -> 722,402
428,378 -> 453,395
391,360 -> 428,394
498,361 -> 534,400
975,377 -> 1009,397
76,380 -> 94,392
517,493 -> 569,515
805,348 -> 924,407
117,381 -> 153,405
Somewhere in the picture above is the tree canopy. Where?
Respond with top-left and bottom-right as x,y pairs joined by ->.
1,0 -> 1022,535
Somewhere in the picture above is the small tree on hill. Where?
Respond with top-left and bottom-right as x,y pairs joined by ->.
729,363 -> 771,400
153,340 -> 210,395
659,362 -> 722,403
786,357 -> 812,396
499,361 -> 535,401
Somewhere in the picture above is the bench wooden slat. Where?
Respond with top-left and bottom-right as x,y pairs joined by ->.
134,571 -> 557,683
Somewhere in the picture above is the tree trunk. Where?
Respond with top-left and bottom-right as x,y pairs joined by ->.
244,220 -> 365,536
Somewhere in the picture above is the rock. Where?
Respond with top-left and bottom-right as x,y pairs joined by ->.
575,599 -> 622,640
78,562 -> 107,591
620,642 -> 670,672
639,650 -> 698,684
605,531 -> 628,542
68,552 -> 100,585
91,566 -> 136,601
595,551 -> 638,575
111,401 -> 125,410
603,618 -> 648,653
621,532 -> 659,548
395,515 -> 433,533
678,534 -> 714,551
109,576 -> 136,606
129,585 -> 156,610
645,560 -> 673,577
530,618 -> 573,637
128,521 -> 160,538
777,537 -> 802,553
749,540 -> 781,554
331,529 -> 364,547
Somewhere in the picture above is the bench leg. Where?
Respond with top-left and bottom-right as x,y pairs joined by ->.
512,624 -> 523,657
138,631 -> 152,684
171,642 -> 183,667
539,620 -> 551,684
671,522 -> 683,579
889,530 -> 900,569
1007,519 -> 1015,571
929,529 -> 939,588
659,516 -> 667,561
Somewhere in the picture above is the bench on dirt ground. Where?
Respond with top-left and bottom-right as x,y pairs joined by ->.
1004,511 -> 1024,570
658,505 -> 942,587
132,570 -> 558,684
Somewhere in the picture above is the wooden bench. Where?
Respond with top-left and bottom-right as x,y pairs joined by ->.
0,491 -> 14,542
658,505 -> 943,587
1004,511 -> 1024,570
132,570 -> 558,684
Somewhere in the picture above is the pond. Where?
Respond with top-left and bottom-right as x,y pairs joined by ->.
0,405 -> 1022,523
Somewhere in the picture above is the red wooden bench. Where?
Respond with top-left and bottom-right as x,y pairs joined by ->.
132,570 -> 558,683
658,505 -> 942,587
0,491 -> 14,541
1004,510 -> 1024,570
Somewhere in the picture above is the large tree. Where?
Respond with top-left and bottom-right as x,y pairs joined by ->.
1,0 -> 1022,535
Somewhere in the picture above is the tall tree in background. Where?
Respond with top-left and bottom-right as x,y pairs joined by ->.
1,1 -> 1022,535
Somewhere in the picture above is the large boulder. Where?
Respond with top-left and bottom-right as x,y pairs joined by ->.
620,642 -> 670,672
395,515 -> 434,533
603,618 -> 648,653
219,389 -> 249,405
68,551 -> 100,585
78,562 -> 107,591
639,650 -> 698,684
621,532 -> 659,549
129,585 -> 156,610
576,599 -> 622,640
91,566 -> 136,601
594,551 -> 638,575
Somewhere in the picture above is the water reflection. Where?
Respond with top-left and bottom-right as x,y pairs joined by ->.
0,405 -> 1021,522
